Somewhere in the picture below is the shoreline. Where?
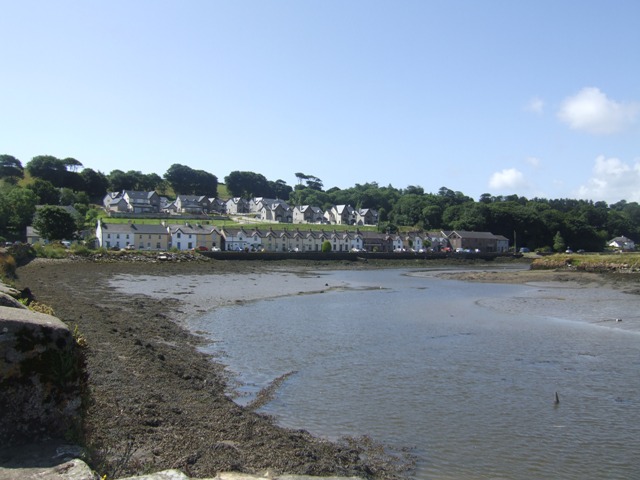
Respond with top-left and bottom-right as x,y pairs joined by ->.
12,257 -> 640,478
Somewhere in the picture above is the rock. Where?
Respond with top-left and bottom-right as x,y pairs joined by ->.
0,284 -> 21,298
0,458 -> 97,480
0,292 -> 27,309
116,472 -> 366,480
118,470 -> 190,480
0,441 -> 94,480
0,307 -> 83,447
0,280 -> 27,309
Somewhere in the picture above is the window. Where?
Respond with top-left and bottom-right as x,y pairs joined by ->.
177,233 -> 181,239
156,242 -> 161,249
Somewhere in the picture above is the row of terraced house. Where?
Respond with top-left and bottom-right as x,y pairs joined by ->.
102,190 -> 378,225
95,220 -> 510,253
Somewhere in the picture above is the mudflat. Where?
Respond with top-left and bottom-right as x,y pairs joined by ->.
14,258 -> 410,479
13,256 -> 638,478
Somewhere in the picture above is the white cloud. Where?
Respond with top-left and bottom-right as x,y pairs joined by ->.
576,155 -> 640,203
489,168 -> 527,190
526,97 -> 544,114
557,87 -> 640,134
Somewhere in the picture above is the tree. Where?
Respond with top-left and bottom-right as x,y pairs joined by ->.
26,155 -> 67,187
33,206 -> 77,241
59,188 -> 76,206
422,203 -> 443,229
108,169 -> 137,191
62,157 -> 83,172
390,194 -> 427,226
295,172 -> 308,185
0,186 -> 38,238
84,207 -> 101,230
138,172 -> 163,191
268,179 -> 292,199
378,207 -> 388,223
321,240 -> 332,253
0,155 -> 24,181
80,168 -> 109,199
404,185 -> 424,195
225,171 -> 270,198
448,202 -> 489,231
305,175 -> 323,191
553,231 -> 566,252
294,172 -> 323,191
27,178 -> 60,205
165,164 -> 217,196
192,169 -> 218,197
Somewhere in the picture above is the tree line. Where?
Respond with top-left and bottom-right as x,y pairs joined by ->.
1,155 -> 639,251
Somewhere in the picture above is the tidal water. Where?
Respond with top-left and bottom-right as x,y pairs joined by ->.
122,269 -> 640,479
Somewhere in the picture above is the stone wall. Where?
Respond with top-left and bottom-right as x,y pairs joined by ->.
0,282 -> 84,447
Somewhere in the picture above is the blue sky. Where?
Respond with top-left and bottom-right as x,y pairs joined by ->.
1,1 -> 639,203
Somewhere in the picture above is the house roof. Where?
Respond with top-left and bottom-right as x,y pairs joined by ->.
99,222 -> 168,235
448,230 -> 502,239
610,236 -> 632,243
168,223 -> 218,235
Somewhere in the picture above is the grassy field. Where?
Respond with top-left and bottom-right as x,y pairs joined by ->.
97,213 -> 381,231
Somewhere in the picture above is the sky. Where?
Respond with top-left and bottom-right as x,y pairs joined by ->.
1,1 -> 639,204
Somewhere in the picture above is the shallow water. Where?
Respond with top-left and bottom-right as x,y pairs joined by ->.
116,269 -> 640,479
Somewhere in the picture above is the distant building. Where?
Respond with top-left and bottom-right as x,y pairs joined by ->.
96,220 -> 169,250
103,191 -> 160,214
608,236 -> 635,251
445,230 -> 509,253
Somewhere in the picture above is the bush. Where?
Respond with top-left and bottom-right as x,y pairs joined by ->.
70,244 -> 92,256
0,253 -> 17,280
32,242 -> 68,259
321,240 -> 332,253
28,301 -> 55,316
7,243 -> 36,264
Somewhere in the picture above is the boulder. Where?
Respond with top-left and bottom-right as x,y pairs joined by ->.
0,306 -> 83,446
0,458 -> 97,480
0,292 -> 27,309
